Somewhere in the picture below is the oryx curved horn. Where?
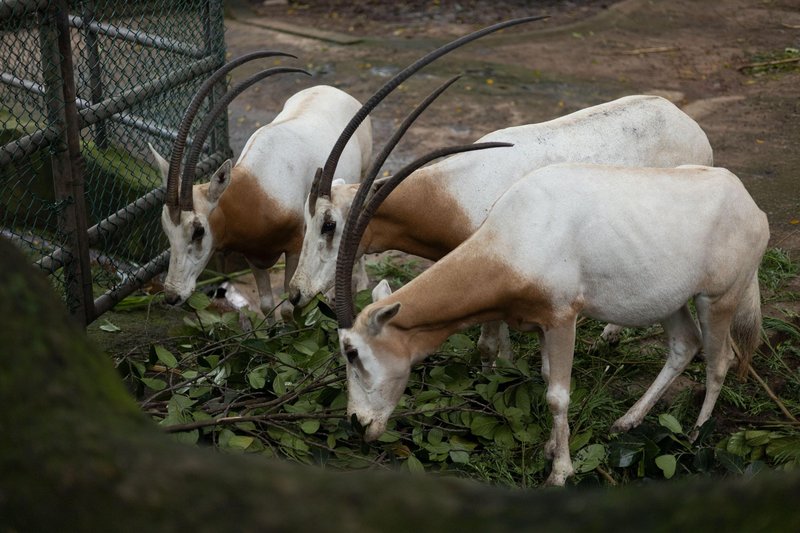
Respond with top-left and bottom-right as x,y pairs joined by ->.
309,73 -> 461,217
334,141 -> 514,327
308,15 -> 548,215
179,66 -> 311,211
164,50 -> 296,221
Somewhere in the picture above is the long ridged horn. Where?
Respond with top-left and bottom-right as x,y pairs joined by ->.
307,168 -> 324,215
334,142 -> 513,327
179,66 -> 311,212
311,15 -> 548,212
355,76 -> 462,212
310,74 -> 460,216
164,50 -> 296,221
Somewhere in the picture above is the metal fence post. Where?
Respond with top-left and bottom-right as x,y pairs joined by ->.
83,0 -> 108,149
38,0 -> 95,324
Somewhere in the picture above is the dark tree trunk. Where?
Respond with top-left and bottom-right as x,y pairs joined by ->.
0,238 -> 798,532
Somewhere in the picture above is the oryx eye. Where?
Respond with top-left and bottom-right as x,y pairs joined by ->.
321,220 -> 336,235
191,225 -> 205,241
344,347 -> 358,364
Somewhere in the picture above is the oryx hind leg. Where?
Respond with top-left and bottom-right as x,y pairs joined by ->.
588,323 -> 623,353
600,323 -> 624,345
692,294 -> 737,435
611,304 -> 701,433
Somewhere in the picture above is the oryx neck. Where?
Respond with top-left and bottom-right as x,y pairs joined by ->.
362,168 -> 473,260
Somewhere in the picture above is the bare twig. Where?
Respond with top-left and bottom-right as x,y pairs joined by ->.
163,411 -> 345,433
747,364 -> 799,424
623,46 -> 678,55
738,57 -> 800,71
596,466 -> 618,486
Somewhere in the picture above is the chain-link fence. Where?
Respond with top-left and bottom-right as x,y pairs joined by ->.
0,0 -> 229,324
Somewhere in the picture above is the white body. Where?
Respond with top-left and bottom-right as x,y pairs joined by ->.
156,85 -> 372,315
340,163 -> 768,486
291,95 -> 712,356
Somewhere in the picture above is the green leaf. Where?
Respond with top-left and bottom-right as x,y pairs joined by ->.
449,450 -> 470,464
494,426 -> 516,449
377,431 -> 401,443
273,374 -> 286,396
170,394 -> 195,410
99,320 -> 120,332
444,333 -> 474,351
470,415 -> 499,439
655,454 -> 677,479
227,435 -> 254,451
247,365 -> 268,390
172,430 -> 199,445
428,428 -> 444,445
573,444 -> 606,473
406,455 -> 425,475
724,431 -> 750,456
658,413 -> 683,434
569,430 -> 593,452
300,419 -> 320,434
187,291 -> 211,310
154,345 -> 178,369
744,430 -> 773,447
140,377 -> 167,391
292,338 -> 319,356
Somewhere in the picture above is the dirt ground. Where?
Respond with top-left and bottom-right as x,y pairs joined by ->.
222,0 -> 799,251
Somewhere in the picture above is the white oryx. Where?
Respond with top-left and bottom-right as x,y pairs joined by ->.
291,95 -> 712,365
336,160 -> 768,487
153,51 -> 371,317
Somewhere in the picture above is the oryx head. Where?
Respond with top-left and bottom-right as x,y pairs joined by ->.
154,51 -> 309,306
287,177 -> 355,308
339,280 -> 411,440
152,146 -> 232,305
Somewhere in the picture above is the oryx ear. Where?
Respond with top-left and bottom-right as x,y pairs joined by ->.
207,159 -> 233,204
368,302 -> 401,335
371,279 -> 393,302
332,178 -> 346,187
148,143 -> 169,187
372,176 -> 390,192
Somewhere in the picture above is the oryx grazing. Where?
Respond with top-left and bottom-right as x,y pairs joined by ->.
304,18 -> 767,487
152,51 -> 372,317
337,159 -> 768,487
290,87 -> 712,365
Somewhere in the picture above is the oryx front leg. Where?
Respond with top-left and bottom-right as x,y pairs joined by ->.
477,321 -> 512,370
611,305 -> 701,433
281,252 -> 300,321
248,260 -> 276,320
541,319 -> 577,487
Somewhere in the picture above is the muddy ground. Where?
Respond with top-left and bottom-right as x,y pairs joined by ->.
89,0 -> 799,347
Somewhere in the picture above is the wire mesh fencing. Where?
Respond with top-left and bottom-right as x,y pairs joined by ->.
0,0 -> 229,324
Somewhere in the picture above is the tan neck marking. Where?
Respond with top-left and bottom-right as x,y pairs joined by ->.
361,243 -> 563,363
361,168 -> 474,260
210,167 -> 303,267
